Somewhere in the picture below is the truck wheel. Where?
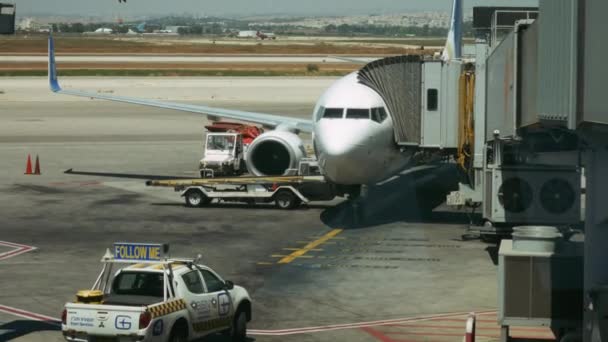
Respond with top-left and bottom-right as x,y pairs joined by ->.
231,311 -> 247,342
184,189 -> 209,207
274,190 -> 300,210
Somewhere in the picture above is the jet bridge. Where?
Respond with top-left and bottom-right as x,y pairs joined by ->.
357,55 -> 464,150
448,1 -> 608,340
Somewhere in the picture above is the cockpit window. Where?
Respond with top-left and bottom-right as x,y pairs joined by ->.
315,106 -> 325,122
323,108 -> 344,119
346,108 -> 370,119
371,107 -> 388,123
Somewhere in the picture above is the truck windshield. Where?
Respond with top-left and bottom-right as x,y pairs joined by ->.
111,272 -> 165,297
206,135 -> 236,153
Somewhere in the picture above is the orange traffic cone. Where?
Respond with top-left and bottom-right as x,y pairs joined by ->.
34,155 -> 41,175
24,154 -> 33,175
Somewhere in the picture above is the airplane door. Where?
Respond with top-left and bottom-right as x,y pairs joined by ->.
421,61 -> 442,148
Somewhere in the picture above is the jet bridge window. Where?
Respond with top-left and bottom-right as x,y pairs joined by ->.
427,89 -> 439,111
323,108 -> 344,119
371,107 -> 388,123
346,108 -> 370,119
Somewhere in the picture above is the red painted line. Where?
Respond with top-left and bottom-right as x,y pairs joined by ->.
78,181 -> 101,186
360,326 -> 397,342
381,324 -> 495,331
430,318 -> 497,323
0,305 -> 60,325
380,323 -> 551,333
0,240 -> 30,248
510,334 -> 555,340
375,330 -> 499,338
248,310 -> 498,336
0,241 -> 36,261
0,247 -> 33,260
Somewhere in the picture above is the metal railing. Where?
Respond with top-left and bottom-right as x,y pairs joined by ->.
491,10 -> 538,46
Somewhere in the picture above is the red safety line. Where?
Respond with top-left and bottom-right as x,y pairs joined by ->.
0,240 -> 30,248
0,304 -> 60,324
0,241 -> 36,261
0,246 -> 33,260
248,310 -> 498,335
375,330 -> 500,338
380,323 -> 550,332
360,326 -> 399,342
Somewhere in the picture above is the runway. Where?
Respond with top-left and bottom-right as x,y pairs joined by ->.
0,76 -> 511,342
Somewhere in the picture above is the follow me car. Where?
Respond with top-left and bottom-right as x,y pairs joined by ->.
61,243 -> 252,342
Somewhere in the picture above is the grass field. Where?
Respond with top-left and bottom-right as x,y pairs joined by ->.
0,69 -> 351,77
0,35 -> 435,55
0,35 -> 440,76
0,61 -> 359,77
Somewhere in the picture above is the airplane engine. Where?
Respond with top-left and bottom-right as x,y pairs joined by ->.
245,130 -> 305,176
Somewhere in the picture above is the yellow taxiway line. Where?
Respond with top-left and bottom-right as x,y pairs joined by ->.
278,229 -> 343,264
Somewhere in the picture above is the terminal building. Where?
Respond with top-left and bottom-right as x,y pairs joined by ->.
0,2 -> 15,34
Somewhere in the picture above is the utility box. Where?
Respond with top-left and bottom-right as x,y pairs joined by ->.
0,2 -> 15,34
499,239 -> 583,332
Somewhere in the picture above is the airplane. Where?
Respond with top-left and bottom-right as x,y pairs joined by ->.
256,31 -> 276,40
47,0 -> 462,191
131,22 -> 146,33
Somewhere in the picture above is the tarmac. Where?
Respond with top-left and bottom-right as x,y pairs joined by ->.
0,77 -> 552,341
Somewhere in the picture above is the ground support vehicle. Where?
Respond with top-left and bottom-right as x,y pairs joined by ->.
146,175 -> 337,209
61,243 -> 252,342
199,123 -> 262,178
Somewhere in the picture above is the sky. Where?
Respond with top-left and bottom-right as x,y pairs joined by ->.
14,0 -> 539,18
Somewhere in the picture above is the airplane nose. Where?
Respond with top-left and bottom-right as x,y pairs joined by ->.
315,120 -> 373,184
316,120 -> 369,157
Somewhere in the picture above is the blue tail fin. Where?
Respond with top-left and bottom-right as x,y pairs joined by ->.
442,0 -> 463,61
48,34 -> 61,92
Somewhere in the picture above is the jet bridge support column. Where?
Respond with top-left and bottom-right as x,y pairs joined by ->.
583,130 -> 608,342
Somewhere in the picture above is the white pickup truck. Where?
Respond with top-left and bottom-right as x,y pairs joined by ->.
61,243 -> 252,342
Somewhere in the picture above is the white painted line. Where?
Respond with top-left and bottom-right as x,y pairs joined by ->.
248,310 -> 498,336
0,305 -> 60,326
0,241 -> 36,261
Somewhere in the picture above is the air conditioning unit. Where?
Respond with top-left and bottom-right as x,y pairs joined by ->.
484,166 -> 581,224
498,239 -> 583,334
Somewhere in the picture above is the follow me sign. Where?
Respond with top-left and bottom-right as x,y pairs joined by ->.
113,243 -> 166,261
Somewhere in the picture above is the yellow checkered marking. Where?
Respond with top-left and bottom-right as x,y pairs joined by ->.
148,299 -> 187,318
192,316 -> 232,332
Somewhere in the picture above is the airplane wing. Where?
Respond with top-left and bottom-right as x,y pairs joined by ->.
48,35 -> 313,133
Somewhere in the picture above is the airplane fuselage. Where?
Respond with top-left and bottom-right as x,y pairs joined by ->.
311,72 -> 411,185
